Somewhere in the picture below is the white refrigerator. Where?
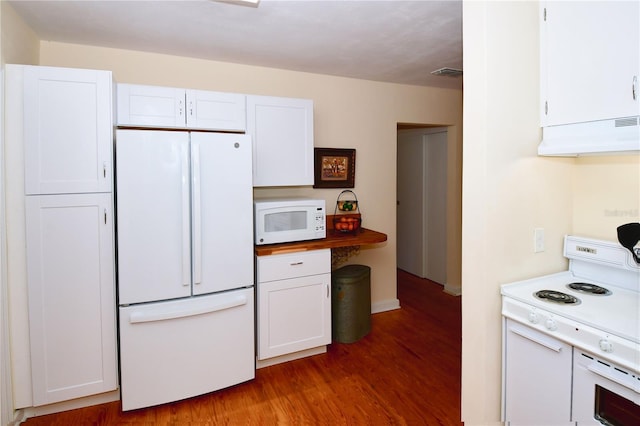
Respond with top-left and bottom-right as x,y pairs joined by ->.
115,129 -> 255,411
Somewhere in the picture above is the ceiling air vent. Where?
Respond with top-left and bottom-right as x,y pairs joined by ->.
431,67 -> 463,77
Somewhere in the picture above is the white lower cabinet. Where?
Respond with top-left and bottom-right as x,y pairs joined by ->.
257,249 -> 331,361
25,193 -> 118,406
503,319 -> 573,426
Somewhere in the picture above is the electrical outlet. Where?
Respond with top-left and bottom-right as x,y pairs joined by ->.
534,228 -> 545,253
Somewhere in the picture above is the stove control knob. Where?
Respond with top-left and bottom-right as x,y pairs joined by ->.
599,339 -> 613,353
528,312 -> 539,324
545,318 -> 557,331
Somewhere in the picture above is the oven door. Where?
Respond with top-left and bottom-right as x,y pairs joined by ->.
573,350 -> 640,425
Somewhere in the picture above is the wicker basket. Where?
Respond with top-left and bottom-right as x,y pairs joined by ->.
333,190 -> 361,234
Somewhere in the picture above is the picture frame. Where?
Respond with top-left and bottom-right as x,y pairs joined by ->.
313,148 -> 356,188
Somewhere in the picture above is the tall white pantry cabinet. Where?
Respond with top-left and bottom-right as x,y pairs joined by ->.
5,65 -> 118,409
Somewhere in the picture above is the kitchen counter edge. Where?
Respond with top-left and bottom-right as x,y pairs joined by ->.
255,228 -> 387,256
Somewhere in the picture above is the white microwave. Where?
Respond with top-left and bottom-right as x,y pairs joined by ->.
254,197 -> 326,245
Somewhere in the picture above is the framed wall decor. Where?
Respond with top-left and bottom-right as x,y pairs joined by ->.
313,148 -> 356,188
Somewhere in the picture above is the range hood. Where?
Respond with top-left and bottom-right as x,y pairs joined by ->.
538,116 -> 640,156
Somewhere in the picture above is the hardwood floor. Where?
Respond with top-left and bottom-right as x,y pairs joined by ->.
23,269 -> 462,425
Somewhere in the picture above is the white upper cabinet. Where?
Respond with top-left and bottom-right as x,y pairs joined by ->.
117,83 -> 246,131
247,95 -> 314,187
540,1 -> 639,127
23,66 -> 113,195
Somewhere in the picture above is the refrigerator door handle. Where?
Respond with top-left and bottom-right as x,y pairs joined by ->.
128,294 -> 248,324
192,142 -> 202,286
181,141 -> 191,287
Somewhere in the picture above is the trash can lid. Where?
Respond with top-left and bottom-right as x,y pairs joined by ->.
333,264 -> 371,279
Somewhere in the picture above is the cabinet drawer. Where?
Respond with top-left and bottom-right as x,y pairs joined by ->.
257,249 -> 330,283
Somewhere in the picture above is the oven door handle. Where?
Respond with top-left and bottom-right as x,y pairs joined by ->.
587,362 -> 640,394
509,326 -> 564,352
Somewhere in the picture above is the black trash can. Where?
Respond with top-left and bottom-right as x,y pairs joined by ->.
331,264 -> 371,343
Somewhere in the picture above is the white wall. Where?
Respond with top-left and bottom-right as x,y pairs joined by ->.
462,1 -> 572,424
461,2 -> 639,424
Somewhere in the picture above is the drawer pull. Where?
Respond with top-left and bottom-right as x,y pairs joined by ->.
290,261 -> 304,266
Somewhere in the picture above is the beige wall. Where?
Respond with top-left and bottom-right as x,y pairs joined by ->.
1,1 -> 39,66
461,1 -> 640,425
38,41 -> 464,308
573,156 -> 640,240
1,2 -> 39,422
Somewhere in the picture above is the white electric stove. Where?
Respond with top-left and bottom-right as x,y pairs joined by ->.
501,235 -> 640,425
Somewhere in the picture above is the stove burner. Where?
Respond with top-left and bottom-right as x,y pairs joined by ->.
534,290 -> 581,305
567,282 -> 612,295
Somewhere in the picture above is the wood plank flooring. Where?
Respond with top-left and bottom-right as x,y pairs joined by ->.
22,269 -> 462,425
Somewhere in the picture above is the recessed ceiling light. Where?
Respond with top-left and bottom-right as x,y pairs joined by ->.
431,67 -> 463,77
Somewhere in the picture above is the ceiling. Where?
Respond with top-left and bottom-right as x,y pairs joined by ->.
8,0 -> 463,89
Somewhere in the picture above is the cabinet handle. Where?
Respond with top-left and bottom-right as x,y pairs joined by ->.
189,100 -> 194,117
104,209 -> 107,224
178,99 -> 183,116
289,261 -> 303,266
326,284 -> 330,298
103,162 -> 107,178
633,76 -> 638,101
509,326 -> 563,352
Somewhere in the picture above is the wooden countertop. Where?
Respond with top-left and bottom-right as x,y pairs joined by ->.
255,227 -> 387,256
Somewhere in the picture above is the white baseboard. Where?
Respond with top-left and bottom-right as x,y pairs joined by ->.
372,298 -> 400,314
17,390 -> 120,423
256,346 -> 327,369
444,283 -> 462,296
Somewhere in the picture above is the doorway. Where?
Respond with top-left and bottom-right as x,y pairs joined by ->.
396,127 -> 448,285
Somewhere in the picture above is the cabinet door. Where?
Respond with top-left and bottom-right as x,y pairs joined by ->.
191,132 -> 253,295
186,90 -> 246,131
24,66 -> 113,195
541,1 -> 640,126
25,193 -> 117,406
117,83 -> 186,128
503,319 -> 573,425
247,95 -> 314,187
116,130 -> 192,304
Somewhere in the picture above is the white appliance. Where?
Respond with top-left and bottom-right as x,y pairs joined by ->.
115,129 -> 255,411
501,236 -> 640,425
538,116 -> 640,156
254,197 -> 326,245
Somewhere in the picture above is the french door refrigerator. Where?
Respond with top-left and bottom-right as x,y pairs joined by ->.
115,129 -> 255,411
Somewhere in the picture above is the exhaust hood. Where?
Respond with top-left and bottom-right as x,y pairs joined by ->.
538,116 -> 640,156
